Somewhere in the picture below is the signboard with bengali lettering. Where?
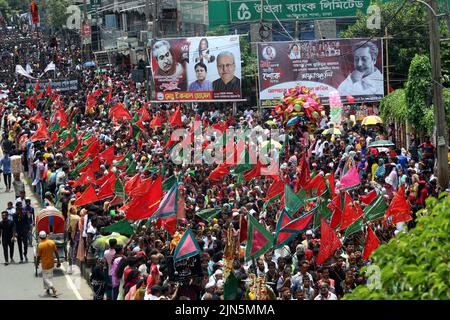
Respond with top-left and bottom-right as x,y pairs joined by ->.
229,0 -> 369,23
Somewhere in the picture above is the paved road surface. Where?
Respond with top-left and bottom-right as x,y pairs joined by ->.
0,153 -> 92,300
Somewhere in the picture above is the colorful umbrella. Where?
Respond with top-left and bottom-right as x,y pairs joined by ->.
362,116 -> 383,126
92,232 -> 129,250
322,128 -> 342,135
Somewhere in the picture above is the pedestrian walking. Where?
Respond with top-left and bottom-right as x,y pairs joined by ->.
0,152 -> 12,192
13,206 -> 29,263
36,231 -> 61,297
23,199 -> 35,247
0,211 -> 15,265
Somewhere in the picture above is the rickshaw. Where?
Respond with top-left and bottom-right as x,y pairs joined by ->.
33,206 -> 67,276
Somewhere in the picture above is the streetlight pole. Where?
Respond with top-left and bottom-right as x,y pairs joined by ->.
424,0 -> 449,189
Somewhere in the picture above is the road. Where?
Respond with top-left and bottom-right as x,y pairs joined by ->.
0,154 -> 92,300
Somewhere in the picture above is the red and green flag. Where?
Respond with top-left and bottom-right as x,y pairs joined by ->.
149,182 -> 178,221
245,213 -> 275,262
173,228 -> 202,263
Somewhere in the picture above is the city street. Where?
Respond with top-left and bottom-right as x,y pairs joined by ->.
0,169 -> 92,300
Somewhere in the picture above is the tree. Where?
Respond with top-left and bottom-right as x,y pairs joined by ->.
344,195 -> 450,300
379,89 -> 407,124
340,0 -> 450,88
42,0 -> 70,31
405,54 -> 433,137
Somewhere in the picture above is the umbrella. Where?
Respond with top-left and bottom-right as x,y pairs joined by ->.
368,140 -> 395,148
322,128 -> 342,135
83,61 -> 97,68
362,115 -> 383,126
261,140 -> 283,149
92,232 -> 129,250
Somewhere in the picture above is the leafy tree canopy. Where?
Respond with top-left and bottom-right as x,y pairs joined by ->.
344,195 -> 450,300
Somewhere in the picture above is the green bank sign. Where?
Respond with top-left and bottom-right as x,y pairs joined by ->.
229,0 -> 370,23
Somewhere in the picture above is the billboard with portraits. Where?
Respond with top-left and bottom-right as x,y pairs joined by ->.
257,38 -> 384,106
150,35 -> 242,101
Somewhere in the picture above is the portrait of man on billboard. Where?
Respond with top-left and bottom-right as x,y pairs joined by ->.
337,41 -> 383,96
153,40 -> 184,78
212,51 -> 241,92
188,62 -> 212,91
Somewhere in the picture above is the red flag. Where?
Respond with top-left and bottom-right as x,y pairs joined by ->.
239,215 -> 248,243
30,0 -> 39,24
106,87 -> 113,104
264,177 -> 285,201
138,107 -> 151,122
94,170 -> 114,186
385,186 -> 412,224
211,121 -> 228,133
326,172 -> 336,197
99,145 -> 114,165
304,173 -> 327,195
128,177 -> 154,198
37,90 -> 44,101
329,195 -> 343,229
97,174 -> 116,200
34,79 -> 40,91
207,163 -> 230,181
282,211 -> 313,232
109,102 -> 132,122
360,190 -> 377,205
363,226 -> 380,260
46,83 -> 52,95
55,108 -> 69,127
29,111 -> 43,123
169,106 -> 182,128
338,192 -> 363,231
124,173 -> 142,196
30,122 -> 48,142
81,140 -> 102,159
85,94 -> 96,113
91,156 -> 100,173
243,161 -> 263,181
92,88 -> 101,97
124,176 -> 163,220
150,114 -> 162,128
75,165 -> 95,187
159,215 -> 177,235
74,185 -> 99,207
317,217 -> 342,265
296,153 -> 310,190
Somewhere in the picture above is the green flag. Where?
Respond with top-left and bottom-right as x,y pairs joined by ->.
233,149 -> 254,174
101,219 -> 134,236
344,217 -> 365,237
363,196 -> 388,222
162,175 -> 177,191
284,184 -> 306,215
48,121 -> 60,133
223,271 -> 240,300
62,137 -> 78,152
196,208 -> 222,222
126,160 -> 137,176
116,151 -> 132,167
114,178 -> 126,200
313,199 -> 332,229
69,159 -> 89,179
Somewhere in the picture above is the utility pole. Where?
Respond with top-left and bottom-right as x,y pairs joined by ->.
427,0 -> 449,189
153,0 -> 159,39
384,27 -> 390,95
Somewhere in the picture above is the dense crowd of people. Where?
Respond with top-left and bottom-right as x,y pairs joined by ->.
0,28 -> 446,301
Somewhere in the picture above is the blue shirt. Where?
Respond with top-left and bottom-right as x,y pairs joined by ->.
0,156 -> 11,174
188,80 -> 212,92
